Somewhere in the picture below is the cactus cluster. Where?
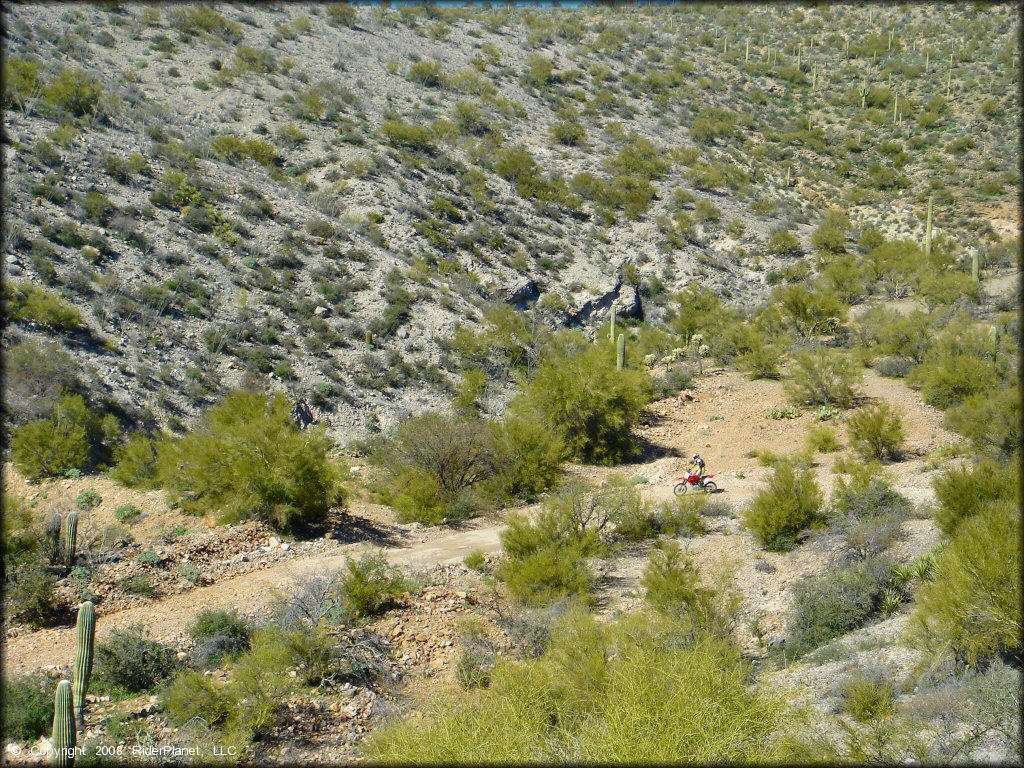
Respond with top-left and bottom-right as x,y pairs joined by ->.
49,602 -> 94,766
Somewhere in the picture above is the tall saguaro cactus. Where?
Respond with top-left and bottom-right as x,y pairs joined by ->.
72,602 -> 95,728
62,512 -> 78,573
609,305 -> 616,345
972,250 -> 981,283
616,333 -> 625,370
45,513 -> 63,566
52,680 -> 76,768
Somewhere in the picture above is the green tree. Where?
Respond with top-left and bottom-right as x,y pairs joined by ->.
156,390 -> 342,531
514,338 -> 653,465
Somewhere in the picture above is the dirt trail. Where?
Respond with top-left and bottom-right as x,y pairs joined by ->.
4,521 -> 503,675
5,368 -> 953,674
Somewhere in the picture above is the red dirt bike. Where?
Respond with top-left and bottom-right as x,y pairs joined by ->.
673,472 -> 717,495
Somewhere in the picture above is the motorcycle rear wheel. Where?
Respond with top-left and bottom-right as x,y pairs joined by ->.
702,481 -> 717,493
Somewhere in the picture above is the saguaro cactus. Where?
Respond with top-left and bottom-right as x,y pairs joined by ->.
972,250 -> 981,283
616,333 -> 625,370
924,196 -> 933,258
745,38 -> 750,62
609,305 -> 616,345
72,602 -> 95,728
45,513 -> 63,566
62,513 -> 78,573
52,680 -> 76,768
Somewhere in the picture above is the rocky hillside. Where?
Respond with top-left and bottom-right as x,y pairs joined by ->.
2,2 -> 1019,441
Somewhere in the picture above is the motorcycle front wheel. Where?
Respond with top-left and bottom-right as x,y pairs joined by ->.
673,483 -> 688,495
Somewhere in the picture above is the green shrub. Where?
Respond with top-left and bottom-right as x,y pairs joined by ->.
221,627 -> 297,737
839,674 -> 895,723
846,402 -> 905,461
945,386 -> 1020,458
765,228 -> 801,256
380,118 -> 435,152
9,394 -> 105,480
43,67 -> 103,116
4,281 -> 83,332
743,462 -> 824,551
408,59 -> 445,87
110,433 -> 160,488
549,119 -> 586,146
336,552 -> 410,619
463,550 -> 486,571
490,408 -> 566,502
95,625 -> 178,692
514,338 -> 653,465
786,557 -> 892,658
189,609 -> 251,667
210,134 -> 276,167
75,488 -> 101,510
326,3 -> 358,27
784,349 -> 861,408
521,53 -> 554,88
161,669 -> 230,727
156,390 -> 342,532
911,502 -> 1020,668
497,484 -> 603,605
363,610 -> 793,762
2,673 -> 56,742
642,539 -> 713,618
168,5 -> 243,42
6,563 -> 61,627
932,459 -> 1018,537
5,338 -> 81,423
805,424 -> 840,453
830,476 -> 911,559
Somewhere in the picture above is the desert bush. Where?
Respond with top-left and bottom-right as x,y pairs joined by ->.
156,390 -> 342,532
2,673 -> 56,742
408,59 -> 445,87
786,557 -> 892,658
6,563 -> 61,627
906,340 -> 1001,411
765,228 -> 801,256
805,424 -> 840,453
846,402 -> 905,461
43,67 -> 103,117
364,610 -> 794,762
489,407 -> 566,502
326,3 -> 358,26
161,669 -> 230,727
110,433 -> 160,488
642,539 -> 713,619
4,338 -> 81,423
771,283 -> 845,339
220,628 -> 297,737
945,386 -> 1020,458
784,349 -> 861,408
380,118 -> 435,152
336,552 -> 410,619
4,281 -> 83,332
94,625 -> 178,692
514,338 -> 653,465
168,5 -> 243,43
497,484 -> 603,605
743,462 -> 824,551
189,609 -> 251,668
839,673 -> 895,723
829,476 -> 911,560
811,211 -> 850,255
932,458 -> 1018,537
210,134 -> 276,167
911,502 -> 1020,668
8,394 -> 116,480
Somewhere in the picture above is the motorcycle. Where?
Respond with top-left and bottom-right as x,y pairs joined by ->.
673,472 -> 717,495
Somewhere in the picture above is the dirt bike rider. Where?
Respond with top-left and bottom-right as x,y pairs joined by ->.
687,454 -> 707,485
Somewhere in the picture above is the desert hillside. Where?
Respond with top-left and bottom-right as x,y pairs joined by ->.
2,2 -> 1020,766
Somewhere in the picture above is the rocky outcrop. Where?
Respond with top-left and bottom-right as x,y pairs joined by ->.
566,269 -> 643,327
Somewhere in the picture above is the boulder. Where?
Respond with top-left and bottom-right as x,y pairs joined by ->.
504,278 -> 539,306
615,284 -> 643,318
